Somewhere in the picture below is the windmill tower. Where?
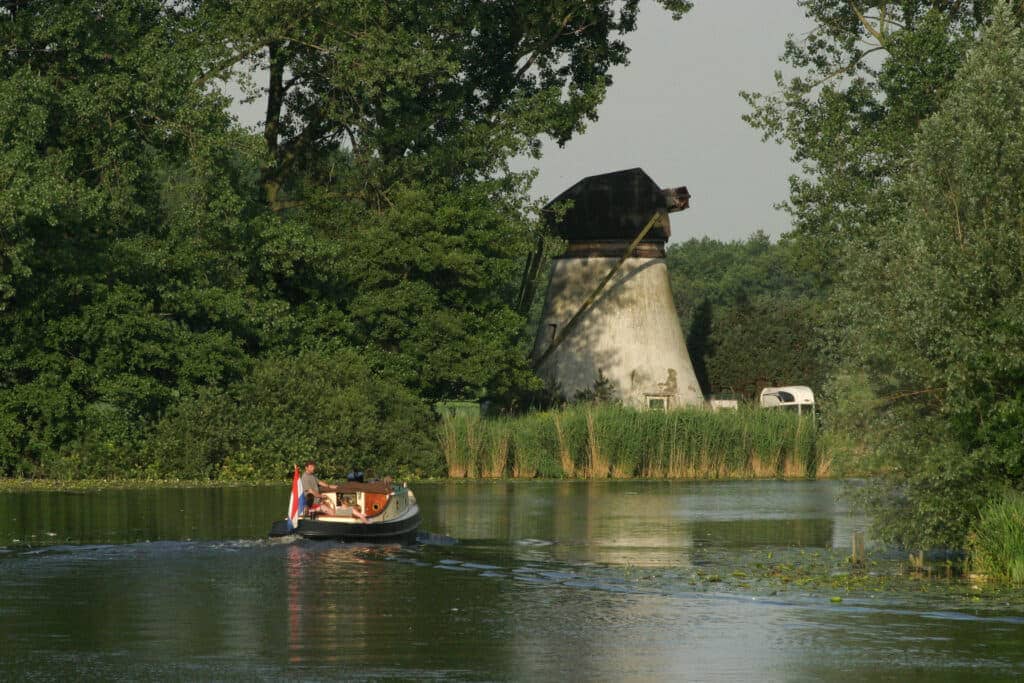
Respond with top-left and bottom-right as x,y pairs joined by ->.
531,168 -> 703,409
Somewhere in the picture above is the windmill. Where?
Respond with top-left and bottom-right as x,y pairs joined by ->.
529,168 -> 703,410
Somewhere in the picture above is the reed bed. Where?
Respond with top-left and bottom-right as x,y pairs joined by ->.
438,414 -> 470,478
477,418 -> 510,479
438,404 -> 818,480
968,491 -> 1024,586
552,413 -> 575,476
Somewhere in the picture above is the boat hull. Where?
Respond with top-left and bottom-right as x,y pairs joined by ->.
294,508 -> 421,543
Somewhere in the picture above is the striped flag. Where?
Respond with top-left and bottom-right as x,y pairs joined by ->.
287,465 -> 304,531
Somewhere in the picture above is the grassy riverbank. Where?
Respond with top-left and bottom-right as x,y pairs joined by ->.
440,404 -> 822,480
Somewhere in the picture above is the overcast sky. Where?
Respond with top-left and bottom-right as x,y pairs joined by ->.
228,1 -> 811,244
521,0 -> 813,243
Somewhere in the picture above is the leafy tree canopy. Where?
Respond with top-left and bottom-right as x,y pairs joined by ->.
741,1 -> 1010,283
0,0 -> 692,477
829,2 -> 1024,549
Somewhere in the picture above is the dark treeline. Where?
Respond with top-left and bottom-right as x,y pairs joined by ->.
3,1 -> 1024,566
666,233 -> 824,400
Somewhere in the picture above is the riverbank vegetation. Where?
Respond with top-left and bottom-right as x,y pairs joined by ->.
665,233 -> 825,399
691,545 -> 1024,608
968,493 -> 1024,587
0,478 -> 277,493
440,404 -> 821,480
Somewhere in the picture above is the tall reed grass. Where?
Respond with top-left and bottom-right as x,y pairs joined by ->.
509,412 -> 561,478
437,404 -> 819,480
439,414 -> 510,478
968,491 -> 1024,586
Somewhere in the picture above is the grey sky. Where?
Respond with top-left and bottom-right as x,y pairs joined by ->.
228,1 -> 811,244
521,0 -> 812,243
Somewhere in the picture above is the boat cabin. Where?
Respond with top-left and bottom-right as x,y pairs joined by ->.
309,481 -> 395,519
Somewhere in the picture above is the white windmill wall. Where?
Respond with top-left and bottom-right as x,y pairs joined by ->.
532,255 -> 704,409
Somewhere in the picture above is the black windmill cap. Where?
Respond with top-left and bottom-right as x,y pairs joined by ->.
543,168 -> 688,243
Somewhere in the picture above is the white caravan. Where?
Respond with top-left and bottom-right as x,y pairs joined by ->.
759,386 -> 815,416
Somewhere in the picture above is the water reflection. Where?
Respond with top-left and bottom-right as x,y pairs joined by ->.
286,543 -> 304,664
420,480 -> 840,568
285,542 -> 380,665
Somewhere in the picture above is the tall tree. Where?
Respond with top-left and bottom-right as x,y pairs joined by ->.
0,0 -> 265,475
666,234 -> 823,398
742,1 -> 1023,548
831,2 -> 1024,549
188,0 -> 695,401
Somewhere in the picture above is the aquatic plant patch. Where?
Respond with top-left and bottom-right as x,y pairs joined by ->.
969,491 -> 1024,586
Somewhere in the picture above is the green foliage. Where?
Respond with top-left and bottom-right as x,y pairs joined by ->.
554,408 -> 590,476
508,411 -> 561,478
144,348 -> 440,481
438,414 -> 472,478
437,414 -> 510,478
665,234 -> 824,397
741,2 -> 987,283
667,233 -> 816,327
583,404 -> 627,477
0,0 -> 258,476
0,1 -> 692,478
571,370 -> 619,404
746,0 -> 1024,551
969,491 -> 1024,586
702,297 -> 822,398
815,370 -> 878,477
829,3 -> 1024,549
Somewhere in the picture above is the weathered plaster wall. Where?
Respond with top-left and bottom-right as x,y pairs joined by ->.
532,256 -> 703,409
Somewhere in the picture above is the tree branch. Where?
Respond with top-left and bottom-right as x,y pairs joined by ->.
515,12 -> 574,81
192,42 -> 266,89
260,40 -> 286,207
806,45 -> 886,88
882,387 -> 944,404
850,2 -> 887,47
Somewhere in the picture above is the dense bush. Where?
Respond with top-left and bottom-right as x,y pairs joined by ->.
3,1 -> 690,480
824,6 -> 1024,550
665,234 -> 824,398
144,349 -> 441,481
508,412 -> 560,478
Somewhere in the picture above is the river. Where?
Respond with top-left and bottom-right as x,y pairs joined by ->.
1,480 -> 1021,681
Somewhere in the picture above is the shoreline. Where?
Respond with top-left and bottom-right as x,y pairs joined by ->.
0,473 -> 868,493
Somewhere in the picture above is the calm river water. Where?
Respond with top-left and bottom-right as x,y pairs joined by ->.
1,480 -> 1022,681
